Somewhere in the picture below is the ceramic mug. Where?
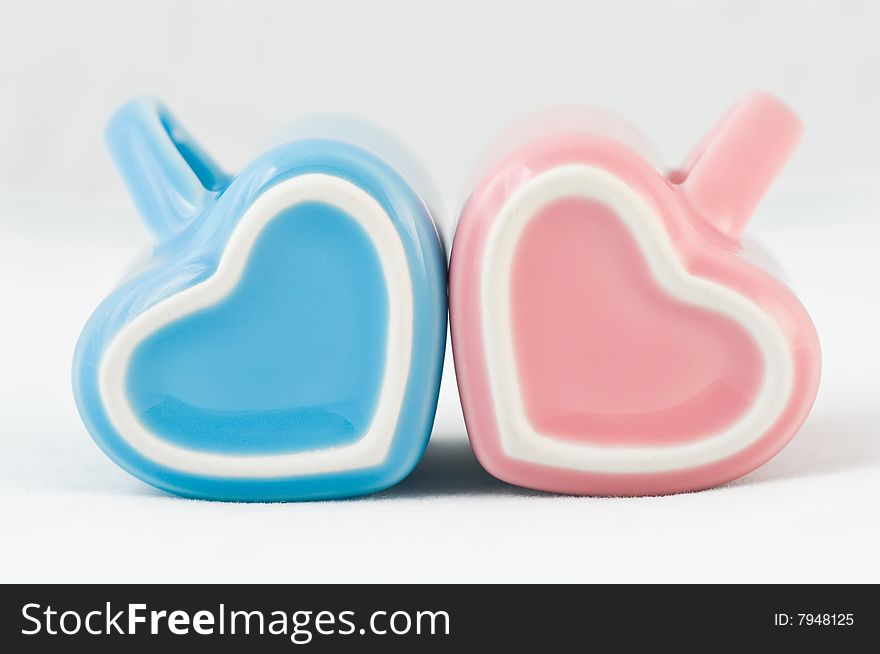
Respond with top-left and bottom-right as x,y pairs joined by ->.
449,92 -> 821,495
73,98 -> 447,501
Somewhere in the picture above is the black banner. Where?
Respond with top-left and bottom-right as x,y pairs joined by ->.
0,584 -> 874,651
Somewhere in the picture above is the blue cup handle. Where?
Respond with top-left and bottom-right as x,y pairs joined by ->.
105,98 -> 230,241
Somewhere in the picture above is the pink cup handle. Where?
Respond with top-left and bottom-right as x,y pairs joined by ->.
672,91 -> 802,238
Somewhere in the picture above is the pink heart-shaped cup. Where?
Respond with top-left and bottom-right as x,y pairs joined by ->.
449,92 -> 821,495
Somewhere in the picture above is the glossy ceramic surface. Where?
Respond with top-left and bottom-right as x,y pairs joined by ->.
449,92 -> 821,495
73,98 -> 447,501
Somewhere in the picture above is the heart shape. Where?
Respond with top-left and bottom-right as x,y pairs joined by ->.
126,200 -> 390,455
511,195 -> 764,446
74,106 -> 448,501
99,175 -> 415,482
450,135 -> 820,495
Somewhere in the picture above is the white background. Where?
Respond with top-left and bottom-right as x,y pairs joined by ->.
0,0 -> 878,582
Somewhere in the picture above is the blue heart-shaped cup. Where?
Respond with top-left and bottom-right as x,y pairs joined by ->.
73,99 -> 447,500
